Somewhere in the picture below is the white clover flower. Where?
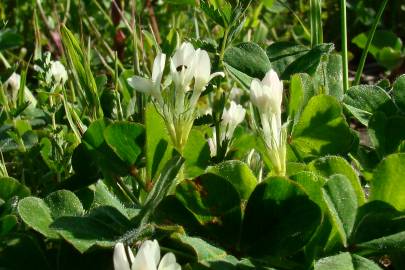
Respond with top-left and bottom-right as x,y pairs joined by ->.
46,60 -> 68,87
170,42 -> 197,92
222,101 -> 246,139
4,73 -> 21,96
208,101 -> 245,157
250,69 -> 286,176
114,240 -> 181,270
3,72 -> 37,108
250,69 -> 283,118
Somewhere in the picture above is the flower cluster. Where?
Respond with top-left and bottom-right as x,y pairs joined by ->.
35,52 -> 68,90
114,240 -> 181,270
128,42 -> 223,153
250,69 -> 287,176
208,101 -> 246,157
2,72 -> 37,109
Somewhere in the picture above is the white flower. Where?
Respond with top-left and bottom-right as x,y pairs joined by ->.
170,42 -> 197,92
208,101 -> 245,157
222,101 -> 246,139
170,42 -> 223,94
128,53 -> 166,104
250,69 -> 283,116
250,69 -> 286,176
46,60 -> 68,86
4,73 -> 21,96
3,72 -> 37,108
192,49 -> 224,94
114,240 -> 181,270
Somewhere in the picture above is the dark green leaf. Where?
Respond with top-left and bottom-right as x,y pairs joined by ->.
266,42 -> 309,76
351,201 -> 405,245
281,43 -> 334,80
368,113 -> 405,156
183,129 -> 211,179
291,95 -> 357,159
224,42 -> 271,80
288,73 -> 316,126
344,85 -> 396,126
315,53 -> 344,101
290,172 -> 326,210
308,156 -> 365,205
145,104 -> 174,180
206,160 -> 257,200
315,253 -> 353,269
18,190 -> 84,239
175,174 -> 242,245
104,122 -> 144,165
241,177 -> 322,257
0,177 -> 30,202
140,154 -> 184,224
0,29 -> 23,51
370,153 -> 405,211
51,206 -> 132,253
322,174 -> 358,247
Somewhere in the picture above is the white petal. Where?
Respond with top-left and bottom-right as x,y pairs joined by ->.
209,72 -> 225,80
262,69 -> 280,87
250,79 -> 263,107
131,251 -> 157,270
158,253 -> 181,270
127,76 -> 154,93
152,53 -> 166,84
114,243 -> 132,270
172,42 -> 195,68
137,240 -> 160,267
193,49 -> 211,89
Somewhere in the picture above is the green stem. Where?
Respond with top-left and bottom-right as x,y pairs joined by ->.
219,28 -> 230,63
116,176 -> 141,206
353,0 -> 388,86
340,0 -> 349,92
310,0 -> 323,47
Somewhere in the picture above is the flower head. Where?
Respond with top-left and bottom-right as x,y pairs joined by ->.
46,60 -> 68,87
250,69 -> 283,115
4,73 -> 21,97
170,42 -> 196,92
3,72 -> 37,108
208,101 -> 245,157
250,69 -> 286,176
114,240 -> 181,270
222,101 -> 246,139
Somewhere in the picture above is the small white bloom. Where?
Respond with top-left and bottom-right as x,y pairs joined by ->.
3,72 -> 37,108
170,42 -> 197,92
4,73 -> 21,96
113,240 -> 181,270
250,69 -> 283,116
128,53 -> 166,104
222,101 -> 246,139
208,102 -> 245,157
46,60 -> 68,86
250,69 -> 286,176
